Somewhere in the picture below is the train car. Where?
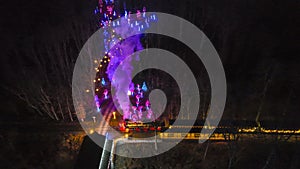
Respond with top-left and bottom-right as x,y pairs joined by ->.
119,119 -> 166,133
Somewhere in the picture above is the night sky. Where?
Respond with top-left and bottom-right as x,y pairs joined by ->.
0,0 -> 300,169
0,0 -> 299,123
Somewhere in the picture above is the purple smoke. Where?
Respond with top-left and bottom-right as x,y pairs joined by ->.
106,17 -> 143,120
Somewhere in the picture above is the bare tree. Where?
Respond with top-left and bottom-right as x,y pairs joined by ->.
6,19 -> 96,122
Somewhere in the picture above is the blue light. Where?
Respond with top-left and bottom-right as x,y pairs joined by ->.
101,78 -> 106,85
94,95 -> 99,102
142,82 -> 148,91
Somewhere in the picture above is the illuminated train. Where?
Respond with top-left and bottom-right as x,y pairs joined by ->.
119,119 -> 300,135
119,119 -> 165,133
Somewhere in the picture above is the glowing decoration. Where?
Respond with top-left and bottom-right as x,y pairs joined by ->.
138,106 -> 143,120
138,111 -> 143,120
132,114 -> 138,121
129,82 -> 134,95
145,100 -> 150,110
136,84 -> 141,93
94,95 -> 101,112
103,89 -> 108,99
132,106 -> 137,120
89,129 -> 95,134
140,91 -> 143,98
94,0 -> 157,121
119,122 -> 126,131
142,82 -> 148,91
147,109 -> 153,120
112,111 -> 116,119
135,94 -> 140,102
101,78 -> 106,85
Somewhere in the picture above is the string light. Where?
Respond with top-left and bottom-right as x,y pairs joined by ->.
113,111 -> 116,119
89,129 -> 94,134
92,0 -> 157,122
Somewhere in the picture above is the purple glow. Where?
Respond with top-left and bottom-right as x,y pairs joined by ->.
103,89 -> 108,99
94,95 -> 101,112
95,0 -> 157,121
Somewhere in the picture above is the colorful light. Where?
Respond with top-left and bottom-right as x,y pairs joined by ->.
112,111 -> 116,119
142,82 -> 148,91
101,78 -> 106,86
94,0 -> 157,122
